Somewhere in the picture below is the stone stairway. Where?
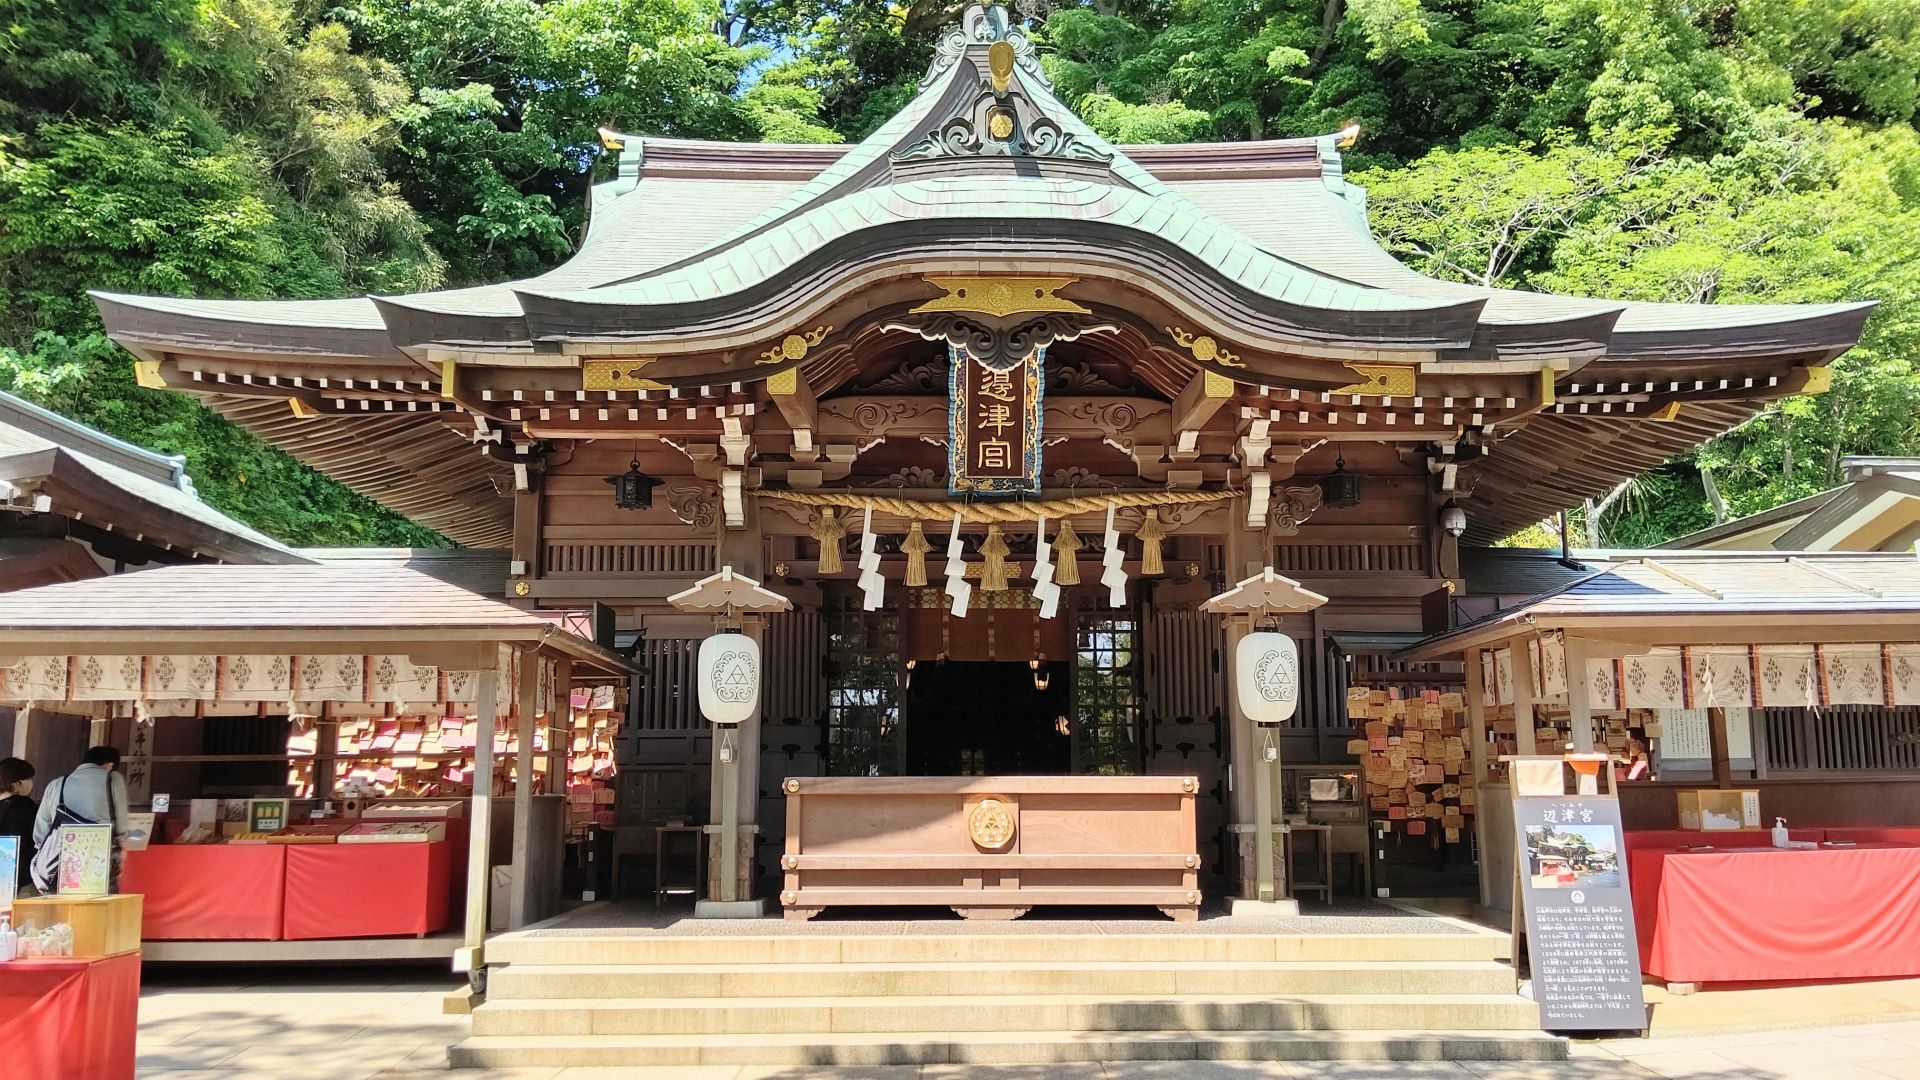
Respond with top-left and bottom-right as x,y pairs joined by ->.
449,923 -> 1565,1068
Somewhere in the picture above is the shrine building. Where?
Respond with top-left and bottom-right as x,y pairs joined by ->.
91,2 -> 1873,918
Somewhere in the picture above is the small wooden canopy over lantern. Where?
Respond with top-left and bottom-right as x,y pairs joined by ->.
1201,568 -> 1331,726
668,567 -> 793,727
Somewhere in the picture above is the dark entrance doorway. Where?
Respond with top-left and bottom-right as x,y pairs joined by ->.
902,660 -> 1072,775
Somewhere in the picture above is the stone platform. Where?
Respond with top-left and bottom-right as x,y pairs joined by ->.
449,901 -> 1565,1069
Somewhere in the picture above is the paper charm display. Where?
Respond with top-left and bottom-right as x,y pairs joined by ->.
56,824 -> 112,896
1100,502 -> 1128,607
942,512 -> 972,617
856,506 -> 885,610
1030,517 -> 1061,618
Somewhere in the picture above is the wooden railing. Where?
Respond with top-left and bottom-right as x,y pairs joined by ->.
1273,541 -> 1427,575
541,541 -> 715,576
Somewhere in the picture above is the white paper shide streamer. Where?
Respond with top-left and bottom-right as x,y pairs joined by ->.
942,511 -> 972,618
856,506 -> 885,610
1100,502 -> 1127,607
1030,517 -> 1060,619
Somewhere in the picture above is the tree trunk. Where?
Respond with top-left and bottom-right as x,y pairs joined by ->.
1700,465 -> 1728,524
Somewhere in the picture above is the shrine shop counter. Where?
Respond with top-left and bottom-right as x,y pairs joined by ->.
0,953 -> 141,1080
780,775 -> 1201,921
121,834 -> 457,941
1630,840 -> 1920,984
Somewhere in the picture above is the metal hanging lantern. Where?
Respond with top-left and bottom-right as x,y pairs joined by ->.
1319,454 -> 1363,508
1235,629 -> 1299,725
697,631 -> 760,726
605,456 -> 658,510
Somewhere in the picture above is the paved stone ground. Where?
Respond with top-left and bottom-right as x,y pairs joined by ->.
134,965 -> 1920,1080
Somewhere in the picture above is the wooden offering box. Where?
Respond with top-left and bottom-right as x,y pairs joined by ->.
780,776 -> 1201,921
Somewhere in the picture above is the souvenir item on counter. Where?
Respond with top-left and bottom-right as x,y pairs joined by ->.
55,825 -> 112,896
123,813 -> 156,852
338,821 -> 446,844
227,832 -> 276,844
267,823 -> 354,844
247,798 -> 291,834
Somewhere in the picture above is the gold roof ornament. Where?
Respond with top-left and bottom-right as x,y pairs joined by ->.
911,276 -> 1089,318
757,325 -> 832,365
582,358 -> 667,391
1165,326 -> 1244,368
988,40 -> 1015,95
1330,363 -> 1417,397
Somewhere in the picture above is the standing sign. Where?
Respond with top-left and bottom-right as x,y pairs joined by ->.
0,836 -> 16,913
1513,796 -> 1648,1031
948,344 -> 1043,494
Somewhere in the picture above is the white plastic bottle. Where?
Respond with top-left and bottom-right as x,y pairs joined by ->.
0,914 -> 16,962
1773,816 -> 1790,848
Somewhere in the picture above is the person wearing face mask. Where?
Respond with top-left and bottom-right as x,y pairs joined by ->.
0,756 -> 36,894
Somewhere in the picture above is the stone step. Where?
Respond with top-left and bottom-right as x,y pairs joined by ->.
448,1028 -> 1568,1068
471,993 -> 1543,1036
485,931 -> 1507,967
486,959 -> 1518,999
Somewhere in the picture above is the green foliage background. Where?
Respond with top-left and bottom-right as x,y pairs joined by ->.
3,0 -> 1917,548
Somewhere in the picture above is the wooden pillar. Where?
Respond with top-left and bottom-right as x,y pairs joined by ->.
1564,638 -> 1596,797
1512,644 -> 1538,756
462,668 -> 498,955
1464,647 -> 1494,908
509,651 -> 539,928
1707,707 -> 1733,789
703,498 -> 766,912
314,717 -> 339,801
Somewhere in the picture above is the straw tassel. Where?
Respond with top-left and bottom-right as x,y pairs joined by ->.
811,508 -> 845,574
981,524 -> 1011,592
1136,510 -> 1166,576
901,521 -> 931,587
1052,518 -> 1081,585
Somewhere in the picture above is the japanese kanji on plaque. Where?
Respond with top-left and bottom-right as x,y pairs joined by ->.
1513,794 -> 1648,1032
947,343 -> 1043,494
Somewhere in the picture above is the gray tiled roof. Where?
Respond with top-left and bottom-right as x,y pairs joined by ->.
0,391 -> 304,563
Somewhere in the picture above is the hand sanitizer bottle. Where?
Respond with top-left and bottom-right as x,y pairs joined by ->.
0,914 -> 16,962
1773,817 -> 1790,848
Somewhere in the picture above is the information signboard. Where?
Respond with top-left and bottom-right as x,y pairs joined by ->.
1513,795 -> 1648,1031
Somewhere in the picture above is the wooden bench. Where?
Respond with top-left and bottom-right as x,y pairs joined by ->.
778,775 -> 1200,921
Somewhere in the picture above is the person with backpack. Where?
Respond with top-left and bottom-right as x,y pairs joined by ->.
30,746 -> 129,894
0,756 -> 36,894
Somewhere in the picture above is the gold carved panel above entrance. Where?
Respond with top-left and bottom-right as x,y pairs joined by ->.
911,276 -> 1091,318
582,359 -> 667,391
1330,363 -> 1417,397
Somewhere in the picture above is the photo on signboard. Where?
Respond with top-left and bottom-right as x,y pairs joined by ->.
1524,824 -> 1621,889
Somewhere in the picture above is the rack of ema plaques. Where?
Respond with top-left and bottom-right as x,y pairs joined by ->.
777,776 -> 1201,921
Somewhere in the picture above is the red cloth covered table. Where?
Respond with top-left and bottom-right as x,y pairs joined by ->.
120,845 -> 286,940
1631,842 -> 1920,983
281,841 -> 451,940
0,953 -> 141,1080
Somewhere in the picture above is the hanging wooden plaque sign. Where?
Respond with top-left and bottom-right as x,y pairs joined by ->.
948,343 -> 1043,494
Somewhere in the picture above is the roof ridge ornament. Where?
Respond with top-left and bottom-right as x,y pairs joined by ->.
921,3 -> 1051,91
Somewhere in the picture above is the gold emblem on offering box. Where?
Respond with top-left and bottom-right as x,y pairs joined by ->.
968,798 -> 1016,851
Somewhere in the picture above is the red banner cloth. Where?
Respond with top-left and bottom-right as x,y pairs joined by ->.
281,841 -> 452,940
120,845 -> 286,940
1631,842 -> 1920,983
0,953 -> 141,1080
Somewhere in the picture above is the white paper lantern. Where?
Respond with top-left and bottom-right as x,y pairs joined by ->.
698,633 -> 761,725
1236,631 -> 1298,725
